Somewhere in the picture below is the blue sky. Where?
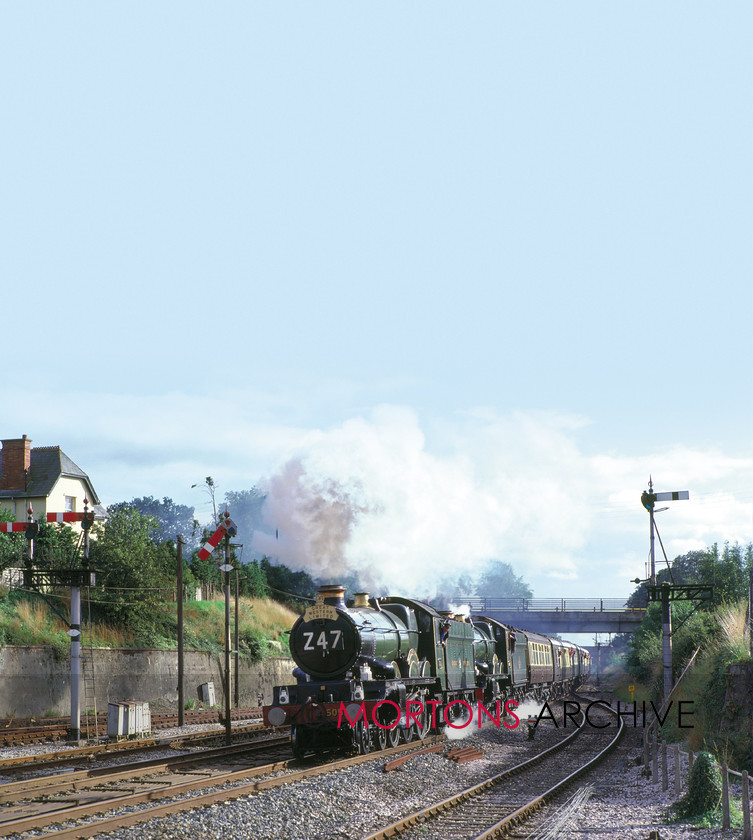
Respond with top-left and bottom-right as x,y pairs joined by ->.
2,3 -> 752,602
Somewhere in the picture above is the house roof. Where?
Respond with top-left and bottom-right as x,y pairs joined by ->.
0,446 -> 101,506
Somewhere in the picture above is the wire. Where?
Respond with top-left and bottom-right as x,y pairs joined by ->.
652,518 -> 675,584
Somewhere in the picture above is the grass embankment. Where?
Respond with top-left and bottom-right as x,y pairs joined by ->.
608,601 -> 752,829
610,602 -> 751,759
0,589 -> 300,660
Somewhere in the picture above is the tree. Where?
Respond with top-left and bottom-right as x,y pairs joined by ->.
260,558 -> 317,603
33,523 -> 80,568
88,507 -> 176,639
0,510 -> 24,572
432,571 -> 477,611
222,488 -> 267,544
108,497 -> 198,546
475,560 -> 533,600
237,560 -> 270,598
627,543 -> 752,608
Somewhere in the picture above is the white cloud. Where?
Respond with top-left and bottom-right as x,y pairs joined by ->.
4,389 -> 752,600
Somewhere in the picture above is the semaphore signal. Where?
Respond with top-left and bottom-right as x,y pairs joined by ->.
638,479 -> 712,705
0,522 -> 29,532
196,517 -> 237,561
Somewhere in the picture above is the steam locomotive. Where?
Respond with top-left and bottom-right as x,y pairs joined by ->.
262,585 -> 590,757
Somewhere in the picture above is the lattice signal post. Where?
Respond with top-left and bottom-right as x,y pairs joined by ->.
19,502 -> 97,741
640,481 -> 712,703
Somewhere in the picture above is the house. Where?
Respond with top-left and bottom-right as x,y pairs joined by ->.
0,435 -> 105,529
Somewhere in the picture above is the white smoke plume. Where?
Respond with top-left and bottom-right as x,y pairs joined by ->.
249,405 -> 753,597
252,457 -> 379,587
251,406 -> 593,594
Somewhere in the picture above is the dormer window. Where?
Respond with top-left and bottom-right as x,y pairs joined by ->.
64,496 -> 76,512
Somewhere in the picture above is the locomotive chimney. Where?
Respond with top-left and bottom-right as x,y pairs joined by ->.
316,584 -> 346,607
0,435 -> 32,492
353,592 -> 369,608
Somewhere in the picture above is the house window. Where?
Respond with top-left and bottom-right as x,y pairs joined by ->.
64,496 -> 76,512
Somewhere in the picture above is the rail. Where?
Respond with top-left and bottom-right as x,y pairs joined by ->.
467,597 -> 638,612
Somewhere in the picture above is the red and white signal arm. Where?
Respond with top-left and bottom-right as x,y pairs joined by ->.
196,518 -> 237,561
0,522 -> 27,533
47,512 -> 86,523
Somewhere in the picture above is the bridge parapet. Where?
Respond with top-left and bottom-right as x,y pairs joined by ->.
466,598 -> 646,634
467,597 -> 633,613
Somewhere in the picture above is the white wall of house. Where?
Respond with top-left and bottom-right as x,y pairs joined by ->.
0,476 -> 94,532
46,476 -> 96,532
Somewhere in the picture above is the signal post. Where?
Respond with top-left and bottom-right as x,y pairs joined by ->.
640,481 -> 711,703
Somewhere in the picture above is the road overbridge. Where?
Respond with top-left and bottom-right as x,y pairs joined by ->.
466,598 -> 645,634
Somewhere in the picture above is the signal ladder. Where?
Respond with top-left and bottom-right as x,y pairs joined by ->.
82,589 -> 98,739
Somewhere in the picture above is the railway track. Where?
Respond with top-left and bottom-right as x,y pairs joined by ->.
0,731 -> 447,839
362,695 -> 624,840
0,708 -> 262,747
0,734 -> 294,838
0,721 -> 280,775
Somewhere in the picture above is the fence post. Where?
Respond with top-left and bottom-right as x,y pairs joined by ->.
662,740 -> 668,791
652,729 -> 659,785
722,763 -> 730,830
743,770 -> 751,840
643,731 -> 650,771
674,746 -> 681,796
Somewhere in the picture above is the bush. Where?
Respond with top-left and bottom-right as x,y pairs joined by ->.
673,751 -> 722,818
239,627 -> 267,660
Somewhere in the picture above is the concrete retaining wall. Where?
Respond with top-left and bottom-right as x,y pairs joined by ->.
0,646 -> 296,717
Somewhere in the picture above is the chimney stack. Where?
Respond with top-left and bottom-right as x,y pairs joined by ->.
0,435 -> 32,492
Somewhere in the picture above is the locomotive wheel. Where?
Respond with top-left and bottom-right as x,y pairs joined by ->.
415,706 -> 430,739
374,723 -> 388,750
291,725 -> 309,760
387,724 -> 400,748
406,648 -> 420,678
355,720 -> 371,754
402,723 -> 415,743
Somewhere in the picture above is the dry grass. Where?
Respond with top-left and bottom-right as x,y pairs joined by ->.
242,598 -> 299,640
183,598 -> 298,637
2,593 -> 300,654
717,601 -> 748,655
3,596 -> 135,648
14,599 -> 67,634
89,622 -> 134,647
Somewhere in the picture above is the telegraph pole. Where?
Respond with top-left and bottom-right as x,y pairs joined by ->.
749,559 -> 753,659
177,535 -> 185,727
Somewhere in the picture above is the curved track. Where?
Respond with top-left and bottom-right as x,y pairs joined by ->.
362,696 -> 623,840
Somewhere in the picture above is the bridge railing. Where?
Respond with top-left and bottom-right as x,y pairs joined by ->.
466,597 -> 639,613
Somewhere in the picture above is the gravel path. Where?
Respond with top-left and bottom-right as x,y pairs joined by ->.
555,726 -> 741,840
